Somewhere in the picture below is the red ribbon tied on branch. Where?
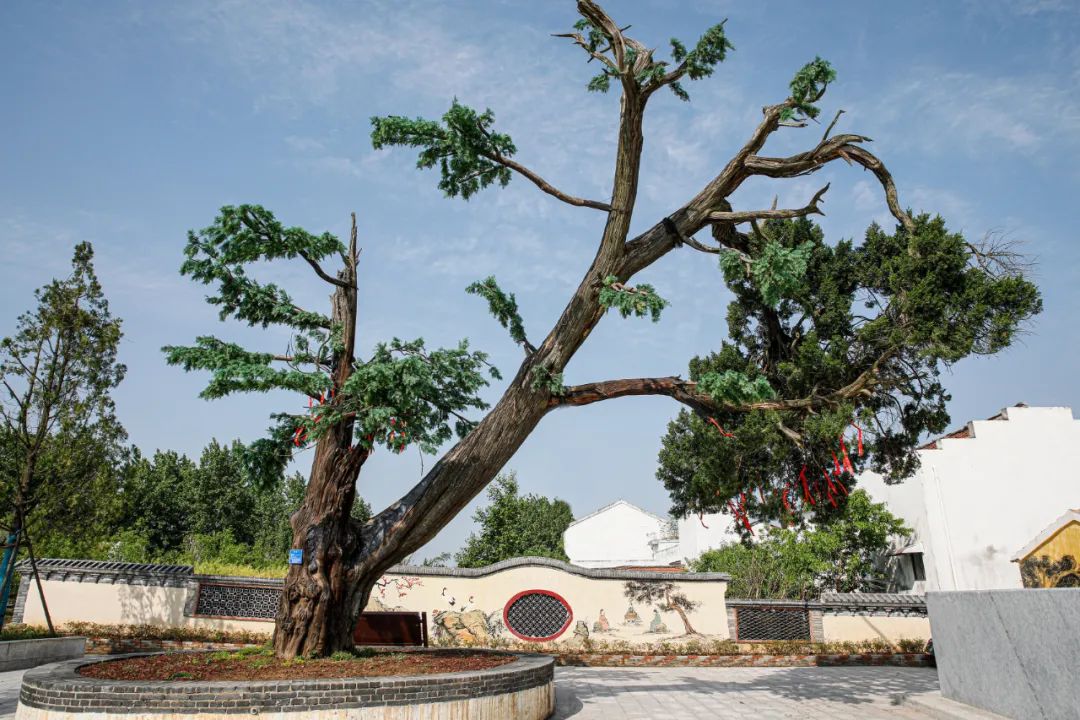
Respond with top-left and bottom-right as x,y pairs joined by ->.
707,417 -> 734,438
851,422 -> 864,456
822,469 -> 839,508
799,465 -> 816,506
840,437 -> 855,475
727,493 -> 754,535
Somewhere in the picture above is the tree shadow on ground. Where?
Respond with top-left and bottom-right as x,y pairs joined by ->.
552,665 -> 940,717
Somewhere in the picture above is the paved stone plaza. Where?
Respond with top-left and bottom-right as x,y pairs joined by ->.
552,666 -> 990,719
0,665 -> 998,720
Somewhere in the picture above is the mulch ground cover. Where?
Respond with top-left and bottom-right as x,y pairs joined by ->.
77,648 -> 514,681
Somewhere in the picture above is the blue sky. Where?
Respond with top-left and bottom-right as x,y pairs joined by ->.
2,0 -> 1078,560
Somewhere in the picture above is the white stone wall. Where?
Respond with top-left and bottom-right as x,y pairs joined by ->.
928,588 -> 1080,719
564,501 -> 668,568
860,405 -> 1080,592
565,500 -> 744,569
675,513 -> 742,563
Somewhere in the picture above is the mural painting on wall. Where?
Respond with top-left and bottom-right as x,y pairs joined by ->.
367,576 -> 423,611
624,580 -> 699,636
1020,554 -> 1080,588
421,578 -> 712,647
431,586 -> 505,645
566,581 -> 705,644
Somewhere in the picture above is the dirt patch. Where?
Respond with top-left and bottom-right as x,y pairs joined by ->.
77,648 -> 515,681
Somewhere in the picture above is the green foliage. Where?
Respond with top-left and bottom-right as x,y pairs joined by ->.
58,621 -> 270,645
569,16 -> 731,102
658,216 -> 1041,523
466,276 -> 529,348
679,22 -> 734,81
598,276 -> 668,322
696,370 -> 775,405
162,337 -> 329,400
692,528 -> 825,599
805,489 -> 911,592
166,205 -> 499,481
692,490 -> 910,597
0,242 -> 127,556
179,205 -> 338,332
370,100 -> 515,200
455,472 -> 574,568
31,439 -> 312,573
721,241 -> 814,307
780,57 -> 836,122
318,338 -> 495,453
0,624 -> 56,641
529,364 -> 565,396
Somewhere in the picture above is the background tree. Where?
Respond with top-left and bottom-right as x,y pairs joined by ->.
169,0 -> 1038,658
805,489 -> 910,592
691,530 -> 825,600
623,580 -> 700,635
455,472 -> 574,568
692,490 -> 910,597
0,242 -> 126,625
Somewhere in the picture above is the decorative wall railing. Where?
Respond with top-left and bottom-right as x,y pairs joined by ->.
725,593 -> 927,642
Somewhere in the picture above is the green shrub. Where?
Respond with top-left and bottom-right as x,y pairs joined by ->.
0,624 -> 56,641
59,621 -> 270,645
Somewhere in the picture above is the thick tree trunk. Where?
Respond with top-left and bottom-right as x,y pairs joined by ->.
273,219 -> 367,658
272,440 -> 368,657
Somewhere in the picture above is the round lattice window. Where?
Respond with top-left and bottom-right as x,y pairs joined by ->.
503,590 -> 573,642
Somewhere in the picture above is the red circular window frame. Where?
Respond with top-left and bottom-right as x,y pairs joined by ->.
502,589 -> 574,642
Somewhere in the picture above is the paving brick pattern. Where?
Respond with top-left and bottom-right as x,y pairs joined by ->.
18,653 -> 552,714
556,653 -> 933,668
553,666 -> 945,719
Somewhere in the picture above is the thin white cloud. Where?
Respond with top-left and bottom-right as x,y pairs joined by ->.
869,70 -> 1080,158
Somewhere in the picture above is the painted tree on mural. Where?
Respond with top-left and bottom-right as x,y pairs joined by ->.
167,0 -> 1040,658
624,580 -> 700,636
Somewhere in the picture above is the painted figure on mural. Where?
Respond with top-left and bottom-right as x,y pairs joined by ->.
623,603 -> 641,625
592,608 -> 611,633
648,608 -> 669,634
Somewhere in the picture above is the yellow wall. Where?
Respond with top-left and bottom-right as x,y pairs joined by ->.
822,615 -> 930,644
20,580 -> 271,633
20,565 -> 730,647
1020,520 -> 1080,587
366,565 -> 729,645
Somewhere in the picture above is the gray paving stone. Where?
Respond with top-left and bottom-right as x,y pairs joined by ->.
552,666 -> 946,720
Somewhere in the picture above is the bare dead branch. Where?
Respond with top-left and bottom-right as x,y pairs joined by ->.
550,353 -> 890,416
706,184 -> 830,224
965,230 -> 1035,278
820,109 -> 845,145
745,138 -> 914,234
298,251 -> 351,289
551,31 -> 620,72
482,151 -> 611,211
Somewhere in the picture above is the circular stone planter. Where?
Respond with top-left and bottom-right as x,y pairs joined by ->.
16,650 -> 554,720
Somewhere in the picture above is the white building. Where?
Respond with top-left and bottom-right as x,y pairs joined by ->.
860,404 -> 1080,593
564,499 -> 742,569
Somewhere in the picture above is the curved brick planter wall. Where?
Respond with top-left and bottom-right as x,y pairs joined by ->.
16,651 -> 554,720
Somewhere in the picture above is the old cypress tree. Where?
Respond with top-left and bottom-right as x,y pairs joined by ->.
167,1 -> 1040,657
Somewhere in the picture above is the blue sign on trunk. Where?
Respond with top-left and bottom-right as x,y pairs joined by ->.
288,549 -> 303,565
